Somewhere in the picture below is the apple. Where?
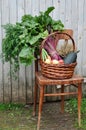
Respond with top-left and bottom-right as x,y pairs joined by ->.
52,59 -> 59,64
59,60 -> 64,64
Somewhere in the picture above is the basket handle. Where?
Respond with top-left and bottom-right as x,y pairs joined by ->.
41,31 -> 76,51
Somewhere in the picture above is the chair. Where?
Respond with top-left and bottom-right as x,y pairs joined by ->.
33,30 -> 84,130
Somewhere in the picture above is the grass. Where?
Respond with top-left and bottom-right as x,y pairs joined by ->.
0,103 -> 37,130
65,97 -> 86,130
0,103 -> 24,111
0,99 -> 86,130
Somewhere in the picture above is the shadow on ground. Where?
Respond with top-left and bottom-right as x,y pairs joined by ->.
0,102 -> 83,130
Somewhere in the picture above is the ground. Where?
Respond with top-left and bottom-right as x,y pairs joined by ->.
37,102 -> 80,130
0,101 -> 84,130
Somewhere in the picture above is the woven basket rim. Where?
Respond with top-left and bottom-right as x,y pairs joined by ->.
40,31 -> 76,52
39,30 -> 77,79
40,59 -> 77,67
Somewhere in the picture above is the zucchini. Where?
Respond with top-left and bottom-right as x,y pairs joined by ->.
64,50 -> 80,64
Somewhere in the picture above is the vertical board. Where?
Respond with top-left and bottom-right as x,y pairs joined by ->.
1,0 -> 11,103
17,0 -> 26,103
25,65 -> 33,104
65,0 -> 72,28
82,0 -> 86,76
9,0 -> 19,103
9,0 -> 17,24
32,0 -> 40,16
0,0 -> 3,102
52,0 -> 60,20
71,0 -> 78,41
77,0 -> 84,75
39,0 -> 46,12
60,0 -> 66,24
25,0 -> 32,14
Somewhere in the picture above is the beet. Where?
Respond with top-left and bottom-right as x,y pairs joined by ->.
44,36 -> 62,60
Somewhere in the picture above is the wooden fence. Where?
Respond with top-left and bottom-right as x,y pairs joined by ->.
0,0 -> 86,103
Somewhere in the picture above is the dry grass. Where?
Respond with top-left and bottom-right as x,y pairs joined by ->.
57,40 -> 76,57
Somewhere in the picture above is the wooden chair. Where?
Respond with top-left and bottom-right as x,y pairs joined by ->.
33,30 -> 84,130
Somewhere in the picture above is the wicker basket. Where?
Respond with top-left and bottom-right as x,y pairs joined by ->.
40,30 -> 77,79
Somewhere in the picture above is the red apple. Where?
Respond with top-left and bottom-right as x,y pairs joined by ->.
59,60 -> 64,64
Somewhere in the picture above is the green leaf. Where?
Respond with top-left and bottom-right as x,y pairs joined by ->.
39,30 -> 48,39
22,14 -> 34,22
1,6 -> 64,75
19,46 -> 35,65
29,30 -> 48,45
52,20 -> 64,31
44,6 -> 55,15
22,21 -> 39,29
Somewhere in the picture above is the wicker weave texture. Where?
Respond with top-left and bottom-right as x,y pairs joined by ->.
40,60 -> 77,79
40,30 -> 77,79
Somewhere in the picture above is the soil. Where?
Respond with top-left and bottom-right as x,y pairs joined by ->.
38,102 -> 81,130
0,102 -> 83,130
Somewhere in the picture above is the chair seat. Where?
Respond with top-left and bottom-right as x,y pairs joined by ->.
36,71 -> 84,85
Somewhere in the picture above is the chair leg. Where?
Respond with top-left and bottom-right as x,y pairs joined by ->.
61,85 -> 64,113
78,83 -> 82,127
37,86 -> 44,130
33,81 -> 38,116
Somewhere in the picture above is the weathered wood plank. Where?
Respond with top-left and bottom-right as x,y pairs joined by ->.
45,0 -> 53,9
60,0 -> 65,24
24,64 -> 35,104
52,0 -> 60,20
9,0 -> 17,23
77,0 -> 84,75
0,0 -> 3,102
39,0 -> 46,12
1,0 -> 11,103
17,0 -> 26,103
9,0 -> 19,103
25,65 -> 33,103
25,0 -> 32,14
71,0 -> 78,42
82,0 -> 86,76
32,0 -> 40,16
65,0 -> 72,28
17,0 -> 25,21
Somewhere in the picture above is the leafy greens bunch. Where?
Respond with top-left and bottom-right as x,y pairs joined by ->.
2,6 -> 64,72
